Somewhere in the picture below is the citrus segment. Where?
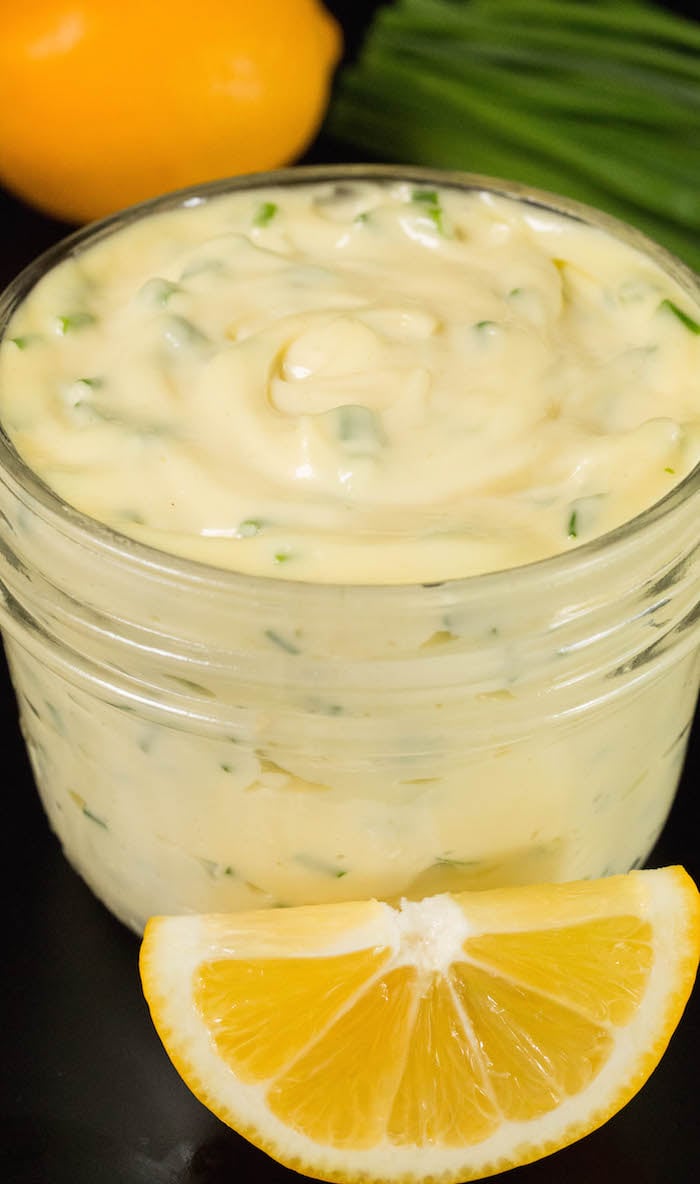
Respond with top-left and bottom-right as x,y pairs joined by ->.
386,976 -> 498,1147
451,963 -> 613,1119
462,916 -> 654,1025
140,866 -> 700,1183
268,966 -> 418,1149
195,948 -> 391,1083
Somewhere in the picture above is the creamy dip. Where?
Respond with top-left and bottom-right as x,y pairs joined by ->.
1,180 -> 699,583
1,175 -> 699,932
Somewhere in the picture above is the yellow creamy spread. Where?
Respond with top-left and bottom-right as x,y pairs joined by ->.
1,179 -> 699,583
2,176 -> 700,933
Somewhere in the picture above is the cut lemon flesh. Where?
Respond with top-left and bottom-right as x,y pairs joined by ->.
140,867 -> 699,1183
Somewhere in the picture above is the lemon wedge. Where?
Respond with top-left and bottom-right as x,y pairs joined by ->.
140,867 -> 699,1182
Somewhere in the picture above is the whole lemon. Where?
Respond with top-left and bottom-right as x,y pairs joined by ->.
0,0 -> 342,224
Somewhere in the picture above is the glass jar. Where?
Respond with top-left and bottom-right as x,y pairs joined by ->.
1,166 -> 700,935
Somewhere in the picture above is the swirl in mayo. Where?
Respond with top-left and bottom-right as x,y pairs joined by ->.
2,179 -> 699,583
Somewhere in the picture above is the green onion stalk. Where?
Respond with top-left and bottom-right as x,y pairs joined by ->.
326,0 -> 700,272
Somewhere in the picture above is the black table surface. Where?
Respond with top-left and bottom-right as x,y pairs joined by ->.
1,12 -> 699,1174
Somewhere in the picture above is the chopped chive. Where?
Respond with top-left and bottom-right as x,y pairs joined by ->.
198,857 -> 227,879
56,311 -> 97,335
273,548 -> 293,565
161,315 -> 208,348
307,698 -> 344,716
83,805 -> 109,830
294,853 -> 348,878
354,210 -> 370,223
220,762 -> 234,774
411,188 -> 439,206
664,466 -> 676,474
237,518 -> 264,538
69,790 -> 107,829
659,299 -> 700,334
331,404 -> 386,455
138,730 -> 155,754
253,201 -> 278,228
426,206 -> 446,233
76,376 -> 103,389
434,856 -> 481,870
567,509 -> 579,538
8,333 -> 42,350
46,701 -> 65,734
264,628 -> 301,654
139,277 -> 182,305
475,319 -> 498,331
24,697 -> 42,720
411,187 -> 446,233
170,676 -> 216,697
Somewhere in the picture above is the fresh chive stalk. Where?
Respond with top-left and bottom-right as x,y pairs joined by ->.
327,0 -> 700,271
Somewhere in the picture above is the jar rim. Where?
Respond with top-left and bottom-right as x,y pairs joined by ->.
1,161 -> 700,602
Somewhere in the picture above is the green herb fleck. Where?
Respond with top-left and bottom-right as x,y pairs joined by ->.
220,762 -> 234,774
45,701 -> 65,734
198,857 -> 231,879
331,404 -> 386,455
264,628 -> 301,655
253,201 -> 278,228
9,333 -> 42,350
294,853 -> 348,879
237,518 -> 264,538
23,697 -> 42,720
354,211 -> 370,224
162,315 -> 208,348
76,376 -> 103,390
70,790 -> 108,830
664,466 -> 676,475
567,510 -> 579,539
474,320 -> 498,332
412,188 -> 439,206
170,676 -> 216,698
411,187 -> 446,234
140,277 -> 182,305
659,299 -> 700,335
138,730 -> 156,754
83,805 -> 109,830
56,311 -> 97,335
434,855 -> 481,870
274,548 -> 293,565
307,698 -> 344,716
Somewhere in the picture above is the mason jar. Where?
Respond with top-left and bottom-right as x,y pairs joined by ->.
1,166 -> 699,934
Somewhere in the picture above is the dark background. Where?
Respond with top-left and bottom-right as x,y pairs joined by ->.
1,3 -> 698,1182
